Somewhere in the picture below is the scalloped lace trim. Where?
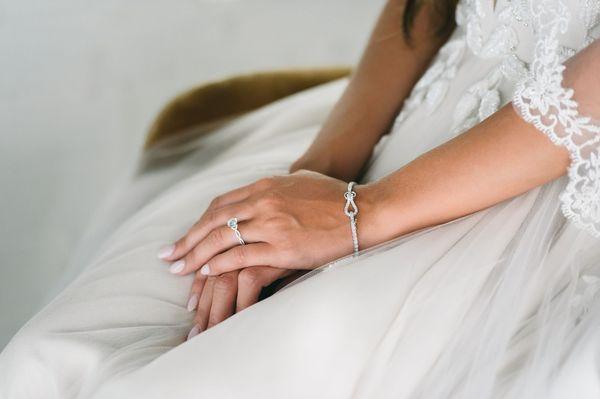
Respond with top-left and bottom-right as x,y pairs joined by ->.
512,0 -> 600,237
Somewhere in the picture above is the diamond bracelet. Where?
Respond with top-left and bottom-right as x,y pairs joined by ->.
343,182 -> 359,256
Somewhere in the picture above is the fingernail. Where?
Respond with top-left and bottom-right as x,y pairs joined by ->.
187,325 -> 200,340
158,244 -> 175,260
187,294 -> 199,312
200,264 -> 211,275
169,260 -> 185,274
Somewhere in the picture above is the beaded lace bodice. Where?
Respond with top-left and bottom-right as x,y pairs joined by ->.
394,0 -> 600,237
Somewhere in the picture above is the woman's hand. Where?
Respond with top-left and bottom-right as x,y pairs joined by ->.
185,266 -> 299,338
160,170 -> 377,277
158,170 -> 380,337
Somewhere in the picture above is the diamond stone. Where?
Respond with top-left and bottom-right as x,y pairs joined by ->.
227,218 -> 238,229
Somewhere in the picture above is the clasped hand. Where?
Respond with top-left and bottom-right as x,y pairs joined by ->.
159,170 -> 370,337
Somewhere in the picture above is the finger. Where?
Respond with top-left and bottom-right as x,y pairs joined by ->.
173,222 -> 263,275
162,202 -> 254,262
207,183 -> 257,211
188,277 -> 215,339
204,176 -> 275,211
186,271 -> 208,312
236,266 -> 291,312
200,243 -> 281,276
159,177 -> 276,262
207,271 -> 239,329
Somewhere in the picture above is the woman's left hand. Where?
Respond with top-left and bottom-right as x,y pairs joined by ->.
160,170 -> 374,277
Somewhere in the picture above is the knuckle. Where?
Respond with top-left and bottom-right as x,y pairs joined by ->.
208,228 -> 225,246
214,273 -> 237,292
260,191 -> 284,210
210,195 -> 223,209
264,216 -> 288,231
233,246 -> 247,267
238,268 -> 261,288
205,210 -> 218,226
182,233 -> 195,249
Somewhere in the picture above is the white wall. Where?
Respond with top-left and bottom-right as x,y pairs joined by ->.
0,0 -> 385,347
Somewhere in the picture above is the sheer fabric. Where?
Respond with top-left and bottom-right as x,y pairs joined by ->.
2,1 -> 600,398
514,34 -> 600,237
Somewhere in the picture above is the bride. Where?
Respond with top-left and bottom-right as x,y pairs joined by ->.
2,0 -> 600,397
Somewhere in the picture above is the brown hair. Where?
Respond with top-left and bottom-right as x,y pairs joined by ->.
402,0 -> 460,39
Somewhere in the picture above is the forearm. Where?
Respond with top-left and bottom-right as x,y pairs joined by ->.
358,36 -> 600,247
360,105 -> 571,246
292,0 -> 451,181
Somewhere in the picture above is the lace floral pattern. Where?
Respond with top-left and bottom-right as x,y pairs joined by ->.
452,68 -> 503,133
393,0 -> 600,237
512,0 -> 600,237
394,40 -> 466,126
580,0 -> 600,46
394,0 -> 529,134
450,0 -> 530,133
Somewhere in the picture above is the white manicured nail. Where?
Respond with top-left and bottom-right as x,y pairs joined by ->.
187,294 -> 199,312
158,244 -> 175,259
187,325 -> 200,340
169,260 -> 185,274
200,264 -> 210,275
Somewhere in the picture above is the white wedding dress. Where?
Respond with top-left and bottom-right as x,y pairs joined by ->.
2,0 -> 600,398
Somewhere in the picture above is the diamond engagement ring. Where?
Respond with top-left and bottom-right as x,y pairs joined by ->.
227,217 -> 246,245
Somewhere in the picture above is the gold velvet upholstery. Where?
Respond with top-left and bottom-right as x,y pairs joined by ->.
145,67 -> 351,149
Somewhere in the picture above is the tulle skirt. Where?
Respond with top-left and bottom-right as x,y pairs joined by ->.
1,79 -> 599,399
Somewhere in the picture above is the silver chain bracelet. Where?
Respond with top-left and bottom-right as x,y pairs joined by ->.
343,181 -> 359,256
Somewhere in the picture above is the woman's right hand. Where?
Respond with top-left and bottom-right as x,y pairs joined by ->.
185,266 -> 300,339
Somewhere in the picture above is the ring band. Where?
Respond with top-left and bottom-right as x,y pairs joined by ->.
227,217 -> 246,245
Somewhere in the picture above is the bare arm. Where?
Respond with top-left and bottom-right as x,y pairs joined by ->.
362,40 -> 600,245
360,105 -> 570,244
290,0 -> 452,181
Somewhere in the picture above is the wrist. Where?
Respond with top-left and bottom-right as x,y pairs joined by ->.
355,180 -> 407,248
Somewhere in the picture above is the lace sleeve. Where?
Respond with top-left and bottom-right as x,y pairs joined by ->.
512,6 -> 600,237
